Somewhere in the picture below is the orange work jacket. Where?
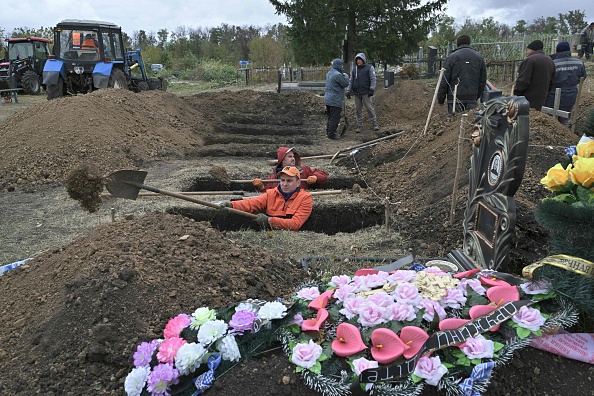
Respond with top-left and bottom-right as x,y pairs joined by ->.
231,188 -> 312,231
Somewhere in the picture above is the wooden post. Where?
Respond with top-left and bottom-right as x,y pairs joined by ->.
450,113 -> 467,225
423,68 -> 445,135
570,77 -> 585,134
452,83 -> 459,113
384,198 -> 390,231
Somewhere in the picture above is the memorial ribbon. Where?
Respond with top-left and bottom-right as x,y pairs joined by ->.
522,254 -> 594,279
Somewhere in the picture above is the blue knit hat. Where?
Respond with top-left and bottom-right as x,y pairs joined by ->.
556,41 -> 571,52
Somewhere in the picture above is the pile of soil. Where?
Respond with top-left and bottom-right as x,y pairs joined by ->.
1,80 -> 594,396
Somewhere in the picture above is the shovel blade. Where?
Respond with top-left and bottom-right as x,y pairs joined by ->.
105,170 -> 148,200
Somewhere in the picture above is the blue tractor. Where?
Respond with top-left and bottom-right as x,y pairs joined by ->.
43,19 -> 166,100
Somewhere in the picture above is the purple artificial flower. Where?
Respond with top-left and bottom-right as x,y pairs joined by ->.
512,306 -> 546,331
146,363 -> 180,396
460,335 -> 495,359
385,301 -> 416,322
457,278 -> 487,295
334,284 -> 356,302
440,288 -> 467,309
366,291 -> 394,308
520,279 -> 551,295
229,310 -> 257,332
393,283 -> 422,306
133,339 -> 161,368
418,299 -> 447,322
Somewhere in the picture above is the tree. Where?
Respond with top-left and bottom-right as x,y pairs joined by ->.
249,36 -> 284,67
270,0 -> 447,68
559,10 -> 587,34
514,20 -> 527,34
157,29 -> 169,48
427,15 -> 456,50
10,26 -> 53,39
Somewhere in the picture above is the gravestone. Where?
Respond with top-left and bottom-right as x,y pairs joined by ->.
448,94 -> 530,271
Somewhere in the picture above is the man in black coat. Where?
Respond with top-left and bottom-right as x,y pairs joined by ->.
514,40 -> 555,111
438,35 -> 487,113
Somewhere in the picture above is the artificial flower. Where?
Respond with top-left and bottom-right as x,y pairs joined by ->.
163,314 -> 191,339
512,306 -> 546,331
576,141 -> 594,158
190,307 -> 216,329
413,356 -> 447,386
146,363 -> 180,396
418,298 -> 446,322
457,278 -> 487,295
301,308 -> 328,331
370,328 -> 406,364
366,291 -> 394,308
291,339 -> 323,369
329,274 -> 351,287
334,283 -> 356,302
229,310 -> 257,332
385,301 -> 416,322
174,342 -> 206,376
308,289 -> 334,310
217,334 -> 241,362
520,279 -> 551,295
124,366 -> 151,396
234,302 -> 259,313
197,320 -> 228,345
540,163 -> 572,192
392,283 -> 422,305
339,296 -> 365,319
388,270 -> 417,282
357,301 -> 388,327
133,339 -> 162,367
570,157 -> 594,189
460,335 -> 495,359
296,286 -> 320,301
332,323 -> 367,357
352,357 -> 379,391
440,288 -> 467,309
258,301 -> 287,319
157,337 -> 187,363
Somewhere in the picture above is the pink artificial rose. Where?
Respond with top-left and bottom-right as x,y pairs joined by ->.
388,270 -> 417,283
366,292 -> 394,308
351,276 -> 371,292
291,340 -> 323,369
520,279 -> 551,295
229,310 -> 257,332
292,314 -> 304,326
393,283 -> 422,305
357,301 -> 388,327
458,278 -> 487,295
418,299 -> 446,322
330,275 -> 351,288
163,314 -> 191,339
297,286 -> 320,301
362,272 -> 390,288
352,357 -> 379,391
460,335 -> 495,359
413,356 -> 447,386
512,306 -> 546,331
156,337 -> 187,363
334,284 -> 356,302
339,296 -> 365,319
440,288 -> 467,309
424,267 -> 448,276
386,301 -> 416,322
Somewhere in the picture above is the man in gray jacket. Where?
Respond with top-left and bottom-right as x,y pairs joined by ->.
437,35 -> 487,113
347,53 -> 379,133
578,22 -> 594,60
324,58 -> 350,139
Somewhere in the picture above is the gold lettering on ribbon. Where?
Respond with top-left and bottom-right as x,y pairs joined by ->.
522,255 -> 594,279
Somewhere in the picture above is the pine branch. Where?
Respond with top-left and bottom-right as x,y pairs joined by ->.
370,379 -> 424,396
300,369 -> 351,396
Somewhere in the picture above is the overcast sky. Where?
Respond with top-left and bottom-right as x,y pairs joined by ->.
0,1 -> 592,36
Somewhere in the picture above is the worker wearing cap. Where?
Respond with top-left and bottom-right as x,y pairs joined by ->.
219,166 -> 313,231
252,147 -> 328,192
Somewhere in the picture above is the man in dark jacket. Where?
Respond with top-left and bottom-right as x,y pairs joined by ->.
324,58 -> 350,140
438,35 -> 487,113
578,22 -> 594,60
544,41 -> 587,126
514,40 -> 555,111
346,53 -> 379,132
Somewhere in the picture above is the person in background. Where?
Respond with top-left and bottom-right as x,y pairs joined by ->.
513,40 -> 555,111
82,33 -> 98,50
218,166 -> 313,231
252,147 -> 328,192
324,58 -> 350,140
437,35 -> 487,113
346,52 -> 379,132
544,41 -> 587,126
578,22 -> 594,60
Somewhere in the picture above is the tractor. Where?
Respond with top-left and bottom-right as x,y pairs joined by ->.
43,19 -> 166,100
0,37 -> 51,95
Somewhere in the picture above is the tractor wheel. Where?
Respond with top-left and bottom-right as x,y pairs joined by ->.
137,81 -> 150,92
46,77 -> 64,100
21,70 -> 41,95
108,68 -> 128,89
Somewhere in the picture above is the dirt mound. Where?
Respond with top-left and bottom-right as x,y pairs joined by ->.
0,212 -> 307,395
0,89 -> 209,186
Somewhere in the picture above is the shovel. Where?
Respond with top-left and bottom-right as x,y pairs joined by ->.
339,99 -> 349,137
329,130 -> 405,164
105,170 -> 258,219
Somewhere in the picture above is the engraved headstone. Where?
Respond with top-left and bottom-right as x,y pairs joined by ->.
448,95 -> 530,271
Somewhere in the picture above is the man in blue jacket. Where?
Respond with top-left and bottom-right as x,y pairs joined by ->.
544,41 -> 587,126
437,35 -> 487,113
346,53 -> 379,133
324,58 -> 350,140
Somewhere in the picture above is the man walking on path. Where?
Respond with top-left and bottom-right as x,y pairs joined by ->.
514,40 -> 556,111
437,35 -> 487,113
346,53 -> 379,132
544,41 -> 587,126
578,22 -> 594,60
324,58 -> 350,140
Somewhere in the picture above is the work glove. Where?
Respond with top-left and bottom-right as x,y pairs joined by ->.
253,213 -> 270,228
368,90 -> 374,97
214,200 -> 232,208
306,175 -> 317,185
346,91 -> 351,99
252,178 -> 264,191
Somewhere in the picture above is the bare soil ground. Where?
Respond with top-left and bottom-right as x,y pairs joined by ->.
1,75 -> 594,396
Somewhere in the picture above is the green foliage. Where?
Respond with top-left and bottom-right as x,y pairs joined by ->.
400,64 -> 420,79
195,59 -> 237,83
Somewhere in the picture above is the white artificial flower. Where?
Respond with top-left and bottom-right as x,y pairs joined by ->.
218,334 -> 241,362
124,366 -> 151,396
197,320 -> 228,345
190,307 -> 216,329
235,302 -> 259,313
257,301 -> 287,320
174,342 -> 206,376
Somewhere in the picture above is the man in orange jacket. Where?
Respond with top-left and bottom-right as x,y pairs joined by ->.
252,147 -> 328,192
218,166 -> 313,231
